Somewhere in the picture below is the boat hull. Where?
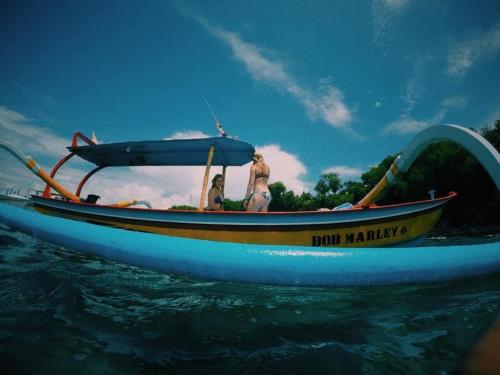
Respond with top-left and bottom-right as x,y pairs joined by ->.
31,193 -> 456,247
1,202 -> 499,286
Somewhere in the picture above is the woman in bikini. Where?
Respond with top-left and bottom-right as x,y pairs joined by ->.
207,174 -> 224,211
244,153 -> 272,212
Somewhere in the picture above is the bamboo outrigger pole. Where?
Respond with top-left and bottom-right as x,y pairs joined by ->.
0,142 -> 81,202
356,162 -> 400,207
221,165 -> 227,210
198,145 -> 215,211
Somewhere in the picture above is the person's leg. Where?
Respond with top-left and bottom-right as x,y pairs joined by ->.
258,192 -> 272,212
247,193 -> 265,212
245,194 -> 256,211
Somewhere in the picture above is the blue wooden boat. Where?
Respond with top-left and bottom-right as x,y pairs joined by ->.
6,125 -> 496,248
0,124 -> 498,248
0,123 -> 499,285
30,192 -> 455,247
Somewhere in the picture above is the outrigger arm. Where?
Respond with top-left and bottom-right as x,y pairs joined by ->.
0,137 -> 152,208
357,124 -> 500,207
0,142 -> 81,202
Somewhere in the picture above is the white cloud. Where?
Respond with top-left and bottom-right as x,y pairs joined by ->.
165,130 -> 210,140
189,143 -> 311,202
382,0 -> 408,8
477,107 -> 500,130
401,76 -> 424,114
0,106 -> 78,195
322,165 -> 364,180
371,0 -> 409,55
184,12 -> 356,135
400,56 -> 433,115
382,111 -> 445,135
446,22 -> 500,78
98,166 -> 208,208
95,180 -> 196,209
255,144 -> 309,193
386,58 -> 468,136
0,106 -> 70,158
442,96 -> 468,109
384,92 -> 468,137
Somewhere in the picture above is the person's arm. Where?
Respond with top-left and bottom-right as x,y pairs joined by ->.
244,166 -> 256,208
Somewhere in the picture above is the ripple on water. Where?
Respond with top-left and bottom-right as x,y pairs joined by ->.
0,225 -> 499,374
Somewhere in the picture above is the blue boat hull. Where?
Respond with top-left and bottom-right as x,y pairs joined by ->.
30,194 -> 454,247
0,202 -> 499,286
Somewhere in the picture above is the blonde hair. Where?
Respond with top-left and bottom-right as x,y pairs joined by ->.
252,153 -> 263,163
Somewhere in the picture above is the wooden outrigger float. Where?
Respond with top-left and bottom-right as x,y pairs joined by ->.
1,124 -> 499,248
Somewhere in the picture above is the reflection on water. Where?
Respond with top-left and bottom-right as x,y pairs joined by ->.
0,223 -> 499,374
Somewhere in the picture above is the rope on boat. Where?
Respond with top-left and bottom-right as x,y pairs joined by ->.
357,124 -> 500,207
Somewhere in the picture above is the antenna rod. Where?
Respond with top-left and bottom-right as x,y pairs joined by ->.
203,97 -> 218,123
203,97 -> 227,137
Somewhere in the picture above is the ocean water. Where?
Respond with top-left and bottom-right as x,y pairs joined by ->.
0,223 -> 499,374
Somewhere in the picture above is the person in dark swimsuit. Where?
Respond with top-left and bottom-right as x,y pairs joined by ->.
244,153 -> 272,212
207,174 -> 224,211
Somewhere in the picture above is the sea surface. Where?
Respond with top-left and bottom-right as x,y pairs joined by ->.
0,223 -> 499,374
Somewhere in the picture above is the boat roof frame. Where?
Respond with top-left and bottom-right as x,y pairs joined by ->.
67,134 -> 255,167
44,131 -> 255,211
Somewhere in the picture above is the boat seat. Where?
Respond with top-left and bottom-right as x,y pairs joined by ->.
83,194 -> 100,204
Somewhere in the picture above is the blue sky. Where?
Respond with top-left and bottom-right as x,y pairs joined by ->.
1,0 -> 499,206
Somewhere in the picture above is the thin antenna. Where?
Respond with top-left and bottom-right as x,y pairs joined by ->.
203,97 -> 227,137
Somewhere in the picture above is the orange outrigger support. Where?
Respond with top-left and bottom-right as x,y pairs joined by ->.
42,132 -> 97,199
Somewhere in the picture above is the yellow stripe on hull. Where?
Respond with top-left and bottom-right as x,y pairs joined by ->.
36,206 -> 443,247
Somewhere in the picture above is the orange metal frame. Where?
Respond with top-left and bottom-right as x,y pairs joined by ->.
76,166 -> 105,197
43,132 -> 97,198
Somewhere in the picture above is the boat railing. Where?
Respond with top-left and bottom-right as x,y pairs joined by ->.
29,188 -> 67,201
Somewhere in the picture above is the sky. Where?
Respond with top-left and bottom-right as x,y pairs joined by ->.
1,0 -> 499,207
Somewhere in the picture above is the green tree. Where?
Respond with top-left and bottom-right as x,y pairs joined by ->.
340,181 -> 369,204
374,122 -> 500,229
296,192 -> 317,211
315,173 -> 342,195
313,173 -> 343,208
223,199 -> 245,211
268,181 -> 288,211
269,181 -> 286,201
